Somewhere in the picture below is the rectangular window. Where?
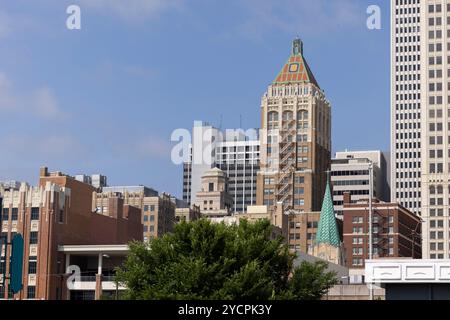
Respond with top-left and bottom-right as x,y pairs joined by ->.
30,208 -> 39,221
28,261 -> 37,274
209,183 -> 214,192
150,215 -> 155,222
11,208 -> 18,221
27,286 -> 36,299
295,176 -> 305,184
144,205 -> 149,211
1,208 -> 8,221
29,232 -> 38,245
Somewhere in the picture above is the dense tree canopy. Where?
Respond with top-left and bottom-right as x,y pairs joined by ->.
116,219 -> 338,300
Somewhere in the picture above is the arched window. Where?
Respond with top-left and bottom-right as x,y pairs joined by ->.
429,185 -> 436,195
268,111 -> 278,122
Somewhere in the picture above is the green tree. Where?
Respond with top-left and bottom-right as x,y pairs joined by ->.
287,261 -> 339,300
116,219 -> 337,300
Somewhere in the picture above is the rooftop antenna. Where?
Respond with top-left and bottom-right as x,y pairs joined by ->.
239,114 -> 242,129
219,114 -> 223,130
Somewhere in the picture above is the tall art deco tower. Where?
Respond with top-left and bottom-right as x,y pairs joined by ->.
256,39 -> 332,214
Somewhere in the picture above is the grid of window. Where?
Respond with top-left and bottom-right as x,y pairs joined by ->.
392,0 -> 422,215
423,0 -> 450,259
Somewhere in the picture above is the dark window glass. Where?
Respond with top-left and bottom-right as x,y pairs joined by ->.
11,208 -> 18,221
1,208 -> 8,221
29,232 -> 38,245
28,261 -> 37,274
31,208 -> 40,221
27,286 -> 36,299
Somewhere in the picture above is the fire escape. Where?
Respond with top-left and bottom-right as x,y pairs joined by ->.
276,116 -> 297,211
371,211 -> 389,258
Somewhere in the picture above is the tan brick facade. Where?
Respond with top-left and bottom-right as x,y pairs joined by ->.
256,40 -> 331,251
93,190 -> 175,243
0,167 -> 142,300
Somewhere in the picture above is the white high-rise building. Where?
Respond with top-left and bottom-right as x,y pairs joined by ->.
391,0 -> 422,217
392,0 -> 450,259
182,121 -> 260,213
331,150 -> 389,218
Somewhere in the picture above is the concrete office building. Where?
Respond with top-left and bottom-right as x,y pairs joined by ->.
343,192 -> 422,270
182,121 -> 260,213
331,150 -> 389,218
75,174 -> 108,189
391,0 -> 422,216
393,0 -> 450,259
94,186 -> 175,243
256,38 -> 331,215
0,167 -> 142,300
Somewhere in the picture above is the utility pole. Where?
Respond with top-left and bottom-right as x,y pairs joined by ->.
368,161 -> 374,300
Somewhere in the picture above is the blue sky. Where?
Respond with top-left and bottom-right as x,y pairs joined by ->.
0,0 -> 389,198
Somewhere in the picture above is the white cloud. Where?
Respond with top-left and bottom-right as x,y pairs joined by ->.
80,0 -> 184,21
0,72 -> 64,119
234,0 -> 363,40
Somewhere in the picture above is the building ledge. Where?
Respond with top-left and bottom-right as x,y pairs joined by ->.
58,244 -> 130,255
366,259 -> 450,284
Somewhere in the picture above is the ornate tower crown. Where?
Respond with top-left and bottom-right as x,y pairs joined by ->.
273,38 -> 320,88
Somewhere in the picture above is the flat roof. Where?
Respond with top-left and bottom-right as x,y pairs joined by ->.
58,244 -> 130,255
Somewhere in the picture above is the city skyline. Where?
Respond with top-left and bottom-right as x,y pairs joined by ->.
0,0 -> 389,199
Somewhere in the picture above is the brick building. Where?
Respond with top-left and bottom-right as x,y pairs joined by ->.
94,186 -> 176,243
287,212 -> 343,253
342,192 -> 422,269
0,167 -> 142,300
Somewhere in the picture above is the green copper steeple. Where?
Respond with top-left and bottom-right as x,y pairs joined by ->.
316,175 -> 340,247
